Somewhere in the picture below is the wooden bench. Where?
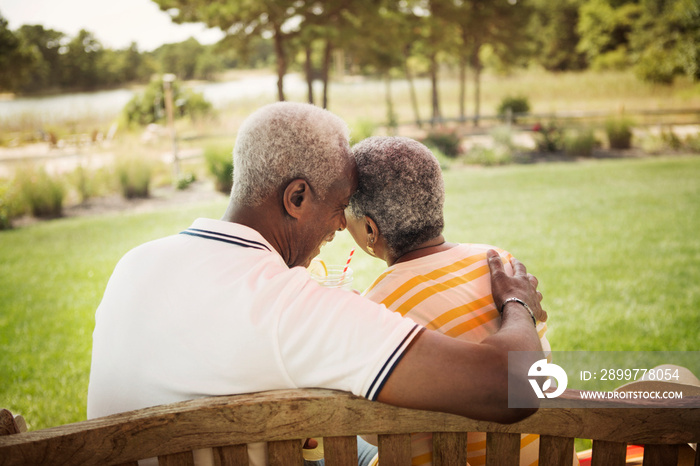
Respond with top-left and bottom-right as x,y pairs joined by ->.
1,388 -> 698,466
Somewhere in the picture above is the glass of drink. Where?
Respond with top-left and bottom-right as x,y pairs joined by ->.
309,264 -> 354,290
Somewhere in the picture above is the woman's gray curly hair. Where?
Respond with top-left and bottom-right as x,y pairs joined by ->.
349,136 -> 445,259
232,102 -> 352,206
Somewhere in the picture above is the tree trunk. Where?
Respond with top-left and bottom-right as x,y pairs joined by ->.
321,40 -> 333,109
430,53 -> 441,125
305,45 -> 314,104
459,56 -> 467,122
385,73 -> 396,135
273,26 -> 286,102
403,49 -> 421,128
471,45 -> 482,127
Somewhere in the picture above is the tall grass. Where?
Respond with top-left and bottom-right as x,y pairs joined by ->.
0,156 -> 698,432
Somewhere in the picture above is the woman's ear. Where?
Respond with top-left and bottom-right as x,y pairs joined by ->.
365,216 -> 380,243
283,179 -> 310,219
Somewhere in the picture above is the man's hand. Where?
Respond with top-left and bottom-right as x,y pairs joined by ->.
487,249 -> 547,323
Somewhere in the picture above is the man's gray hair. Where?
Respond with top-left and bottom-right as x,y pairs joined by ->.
232,102 -> 351,206
349,136 -> 445,258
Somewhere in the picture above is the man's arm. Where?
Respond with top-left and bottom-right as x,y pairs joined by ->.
377,250 -> 545,424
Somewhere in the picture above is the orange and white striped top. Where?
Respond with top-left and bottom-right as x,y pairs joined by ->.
364,244 -> 550,466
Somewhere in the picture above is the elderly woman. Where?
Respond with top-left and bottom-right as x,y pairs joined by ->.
346,136 -> 552,466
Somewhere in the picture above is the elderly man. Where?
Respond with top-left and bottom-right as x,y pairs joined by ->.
87,102 -> 546,465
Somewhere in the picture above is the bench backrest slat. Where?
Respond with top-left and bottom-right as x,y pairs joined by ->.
538,435 -> 575,466
1,389 -> 698,466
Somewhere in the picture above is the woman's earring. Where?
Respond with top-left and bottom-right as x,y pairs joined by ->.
367,238 -> 375,256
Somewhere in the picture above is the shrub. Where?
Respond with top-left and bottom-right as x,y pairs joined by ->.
122,76 -> 213,127
463,145 -> 513,166
68,165 -> 112,203
497,95 -> 530,122
176,173 -> 196,191
660,128 -> 682,151
533,122 -> 564,152
0,179 -> 24,230
685,133 -> 700,153
605,118 -> 634,149
14,166 -> 65,218
564,128 -> 597,157
115,157 -> 153,199
422,129 -> 461,158
427,146 -> 452,170
204,145 -> 234,194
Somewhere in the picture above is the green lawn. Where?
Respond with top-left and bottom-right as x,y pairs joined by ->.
1,155 -> 699,431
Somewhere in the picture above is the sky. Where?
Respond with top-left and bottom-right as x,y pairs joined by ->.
0,0 -> 225,51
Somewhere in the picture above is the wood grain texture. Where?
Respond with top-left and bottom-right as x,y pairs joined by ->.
323,436 -> 357,466
267,439 -> 302,466
590,440 -> 627,466
538,435 -> 575,466
158,451 -> 195,466
641,444 -> 678,466
213,444 -> 247,466
378,433 -> 411,466
0,389 -> 698,466
485,432 -> 520,466
432,431 -> 467,466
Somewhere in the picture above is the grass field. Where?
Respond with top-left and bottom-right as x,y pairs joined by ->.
1,155 -> 699,432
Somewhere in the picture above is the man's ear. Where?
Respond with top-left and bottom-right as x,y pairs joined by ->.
283,179 -> 311,219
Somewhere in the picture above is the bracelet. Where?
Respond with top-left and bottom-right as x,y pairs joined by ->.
500,297 -> 537,327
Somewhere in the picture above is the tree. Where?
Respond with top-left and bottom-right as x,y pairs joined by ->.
122,76 -> 212,126
153,0 -> 304,101
299,0 -> 379,109
347,2 -> 405,129
15,25 -> 66,92
448,0 -> 534,126
577,0 -> 642,71
153,38 -> 204,80
529,0 -> 587,71
0,15 -> 38,93
60,29 -> 105,90
630,0 -> 700,83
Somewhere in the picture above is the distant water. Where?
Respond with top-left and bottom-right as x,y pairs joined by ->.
0,73 -> 311,122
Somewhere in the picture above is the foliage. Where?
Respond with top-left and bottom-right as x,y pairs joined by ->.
563,127 -> 597,157
463,145 -> 514,166
497,95 -> 531,122
605,117 -> 634,149
0,179 -> 24,230
152,39 -> 223,81
122,76 -> 213,127
13,166 -> 65,218
528,0 -> 587,71
68,165 -> 112,203
349,119 -> 377,144
203,145 -> 234,194
640,129 -> 700,154
115,157 -> 153,199
532,122 -> 565,152
463,126 -> 517,166
630,0 -> 700,83
576,0 -> 639,71
422,128 -> 462,158
684,133 -> 700,153
176,173 -> 197,191
0,16 -> 38,93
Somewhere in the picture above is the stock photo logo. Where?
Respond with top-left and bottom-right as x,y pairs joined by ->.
528,359 -> 568,399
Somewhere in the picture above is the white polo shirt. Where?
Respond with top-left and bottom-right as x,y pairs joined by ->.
87,218 -> 421,420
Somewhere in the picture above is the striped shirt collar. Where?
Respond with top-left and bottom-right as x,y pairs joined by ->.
180,218 -> 274,253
